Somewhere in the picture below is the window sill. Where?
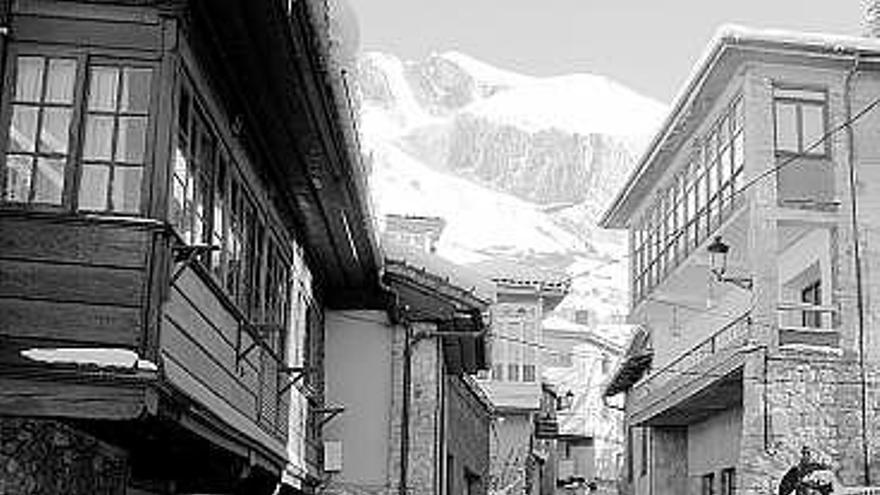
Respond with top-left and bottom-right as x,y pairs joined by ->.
0,206 -> 166,231
774,151 -> 830,161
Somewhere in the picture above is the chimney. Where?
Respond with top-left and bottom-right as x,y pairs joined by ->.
865,0 -> 880,37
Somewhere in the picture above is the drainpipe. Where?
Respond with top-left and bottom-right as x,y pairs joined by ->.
400,318 -> 412,495
844,51 -> 870,486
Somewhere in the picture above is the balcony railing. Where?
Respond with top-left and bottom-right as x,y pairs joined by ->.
633,313 -> 752,400
777,302 -> 840,348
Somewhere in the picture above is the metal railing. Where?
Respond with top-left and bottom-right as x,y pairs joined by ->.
633,312 -> 752,399
777,302 -> 839,331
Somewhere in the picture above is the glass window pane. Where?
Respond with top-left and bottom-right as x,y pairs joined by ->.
171,176 -> 186,228
78,163 -> 110,211
9,105 -> 38,153
717,117 -> 729,148
732,98 -> 744,131
720,147 -> 732,185
733,132 -> 745,170
775,102 -> 799,152
802,104 -> 825,153
173,146 -> 188,181
178,88 -> 190,138
120,68 -> 152,113
4,155 -> 33,202
112,166 -> 142,213
39,107 -> 71,154
115,116 -> 147,163
33,157 -> 65,204
83,115 -> 114,160
88,66 -> 120,111
15,57 -> 44,103
45,59 -> 77,104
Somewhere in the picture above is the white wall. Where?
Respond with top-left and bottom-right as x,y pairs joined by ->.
324,310 -> 393,487
687,406 -> 743,476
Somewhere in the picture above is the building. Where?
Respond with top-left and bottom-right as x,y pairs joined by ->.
601,18 -> 880,495
474,264 -> 570,495
383,214 -> 447,255
320,216 -> 494,495
542,317 -> 626,495
0,0 -> 382,493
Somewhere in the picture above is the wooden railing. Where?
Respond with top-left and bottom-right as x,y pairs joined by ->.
633,313 -> 752,400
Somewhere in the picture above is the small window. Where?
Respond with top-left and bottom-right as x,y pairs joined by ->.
522,364 -> 536,382
491,363 -> 504,381
720,468 -> 736,495
801,280 -> 822,328
774,87 -> 827,156
507,363 -> 520,382
702,472 -> 716,495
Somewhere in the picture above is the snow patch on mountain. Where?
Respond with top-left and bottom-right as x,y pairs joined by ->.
357,50 -> 663,321
436,51 -> 538,89
368,136 -> 584,265
464,73 -> 665,142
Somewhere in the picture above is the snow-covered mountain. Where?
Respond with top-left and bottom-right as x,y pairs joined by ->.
356,51 -> 665,321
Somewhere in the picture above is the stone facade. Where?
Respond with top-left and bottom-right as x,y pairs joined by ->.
0,418 -> 127,495
446,376 -> 490,495
737,353 -> 880,494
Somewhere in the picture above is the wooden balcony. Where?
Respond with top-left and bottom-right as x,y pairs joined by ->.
629,313 -> 752,426
160,249 -> 292,472
0,212 -> 160,419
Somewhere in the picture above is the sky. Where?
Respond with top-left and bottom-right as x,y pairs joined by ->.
351,0 -> 864,104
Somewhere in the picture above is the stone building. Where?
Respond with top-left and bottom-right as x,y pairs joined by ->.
473,263 -> 570,495
601,18 -> 880,495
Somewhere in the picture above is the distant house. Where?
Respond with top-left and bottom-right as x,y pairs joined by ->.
321,215 -> 494,495
542,317 -> 626,495
601,15 -> 880,495
471,261 -> 570,495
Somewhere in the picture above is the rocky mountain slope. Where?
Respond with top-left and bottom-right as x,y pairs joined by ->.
356,51 -> 665,321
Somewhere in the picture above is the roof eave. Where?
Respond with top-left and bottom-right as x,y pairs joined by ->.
600,26 -> 880,230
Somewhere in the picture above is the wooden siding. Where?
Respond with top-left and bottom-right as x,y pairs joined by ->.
0,215 -> 151,347
0,375 -> 145,419
160,266 -> 289,462
11,0 -> 162,54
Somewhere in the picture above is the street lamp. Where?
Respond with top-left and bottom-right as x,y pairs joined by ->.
706,236 -> 753,291
557,390 -> 575,411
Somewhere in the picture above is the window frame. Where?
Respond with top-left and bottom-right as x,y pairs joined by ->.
720,467 -> 736,495
0,45 -> 159,215
701,472 -> 716,495
801,279 -> 822,328
171,64 -> 299,340
630,94 -> 744,305
772,85 -> 829,158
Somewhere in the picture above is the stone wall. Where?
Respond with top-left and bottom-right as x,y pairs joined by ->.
446,375 -> 490,495
0,418 -> 127,495
386,322 -> 441,495
738,352 -> 880,494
